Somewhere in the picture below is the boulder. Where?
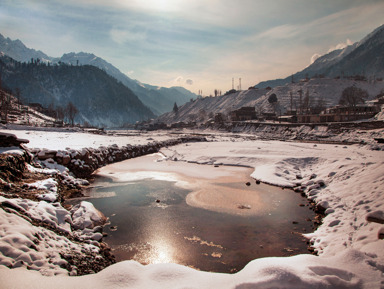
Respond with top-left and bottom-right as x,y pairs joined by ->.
0,132 -> 29,148
366,210 -> 384,224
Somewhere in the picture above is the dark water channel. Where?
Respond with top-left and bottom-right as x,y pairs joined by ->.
77,174 -> 316,273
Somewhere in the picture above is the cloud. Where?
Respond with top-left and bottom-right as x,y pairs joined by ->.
109,27 -> 146,45
175,76 -> 183,83
258,24 -> 300,40
309,38 -> 353,65
168,76 -> 194,87
327,38 -> 353,53
310,53 -> 322,64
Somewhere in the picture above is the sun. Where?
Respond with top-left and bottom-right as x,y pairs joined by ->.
145,0 -> 180,12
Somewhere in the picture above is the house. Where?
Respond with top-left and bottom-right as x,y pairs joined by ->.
297,104 -> 380,123
230,107 -> 257,121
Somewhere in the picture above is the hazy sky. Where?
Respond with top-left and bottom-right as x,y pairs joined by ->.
1,0 -> 384,95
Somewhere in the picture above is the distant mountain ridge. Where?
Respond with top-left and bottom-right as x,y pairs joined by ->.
0,34 -> 197,115
256,24 -> 384,88
0,34 -> 50,63
0,54 -> 155,127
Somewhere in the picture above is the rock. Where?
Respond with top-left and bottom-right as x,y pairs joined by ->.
307,189 -> 319,197
62,155 -> 71,165
366,210 -> 384,224
317,201 -> 329,213
325,208 -> 335,215
238,204 -> 251,210
378,228 -> 384,239
0,132 -> 29,147
316,180 -> 326,187
328,220 -> 340,227
37,149 -> 57,160
310,174 -> 317,180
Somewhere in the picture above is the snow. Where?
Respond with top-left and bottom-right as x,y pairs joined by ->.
71,201 -> 106,231
0,205 -> 98,276
27,178 -> 59,202
0,126 -> 174,150
0,197 -> 72,234
0,128 -> 384,288
0,146 -> 24,155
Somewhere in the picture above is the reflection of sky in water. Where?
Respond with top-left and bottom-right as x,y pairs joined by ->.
106,171 -> 192,190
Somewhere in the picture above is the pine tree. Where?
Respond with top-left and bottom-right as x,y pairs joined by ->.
173,102 -> 179,114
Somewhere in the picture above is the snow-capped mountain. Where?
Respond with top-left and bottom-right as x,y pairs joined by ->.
0,34 -> 197,116
0,34 -> 50,63
256,24 -> 384,88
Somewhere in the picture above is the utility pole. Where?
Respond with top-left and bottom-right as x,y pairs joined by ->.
239,78 -> 241,91
232,78 -> 234,90
298,89 -> 303,114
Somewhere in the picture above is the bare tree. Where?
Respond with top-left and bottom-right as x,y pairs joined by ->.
66,102 -> 78,126
339,86 -> 368,107
55,106 -> 65,121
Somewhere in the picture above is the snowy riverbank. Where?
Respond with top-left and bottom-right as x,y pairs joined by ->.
1,127 -> 384,288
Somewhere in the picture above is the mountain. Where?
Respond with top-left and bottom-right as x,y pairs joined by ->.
53,52 -> 196,115
0,55 -> 155,127
0,33 -> 50,63
256,24 -> 384,88
157,78 -> 384,124
0,34 -> 197,115
158,25 -> 384,124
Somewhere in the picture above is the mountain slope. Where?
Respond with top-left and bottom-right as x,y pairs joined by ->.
158,78 -> 384,124
0,55 -> 154,127
0,34 -> 197,115
0,33 -> 50,63
256,24 -> 384,88
55,52 -> 196,115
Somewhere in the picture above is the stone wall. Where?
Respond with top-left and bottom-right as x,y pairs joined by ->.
30,136 -> 207,178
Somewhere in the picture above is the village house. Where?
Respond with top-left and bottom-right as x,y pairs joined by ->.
296,104 -> 380,123
230,107 -> 257,121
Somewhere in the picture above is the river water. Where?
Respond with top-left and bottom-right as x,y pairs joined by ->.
76,154 -> 315,273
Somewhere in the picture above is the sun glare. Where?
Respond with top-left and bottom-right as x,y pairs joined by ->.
149,240 -> 174,264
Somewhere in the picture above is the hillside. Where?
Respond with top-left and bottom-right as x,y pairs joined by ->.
158,24 -> 384,125
55,52 -> 197,115
0,88 -> 57,126
0,55 -> 154,127
158,78 -> 384,124
256,24 -> 384,88
0,35 -> 197,115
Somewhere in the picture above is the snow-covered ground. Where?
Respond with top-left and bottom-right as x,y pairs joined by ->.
1,127 -> 384,288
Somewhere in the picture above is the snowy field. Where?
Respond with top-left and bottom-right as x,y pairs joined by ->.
1,127 -> 384,288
